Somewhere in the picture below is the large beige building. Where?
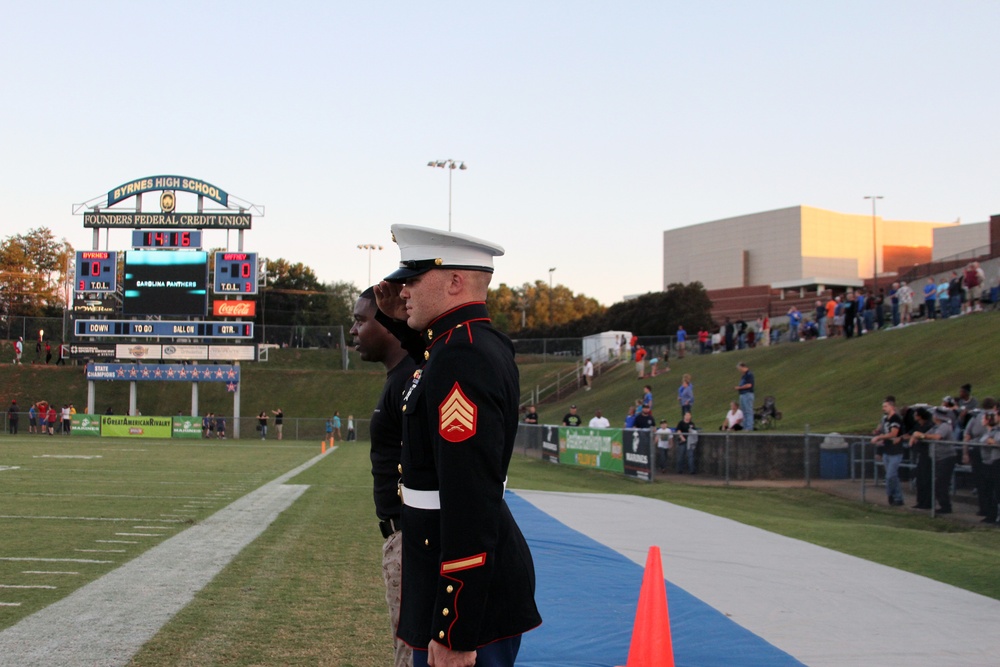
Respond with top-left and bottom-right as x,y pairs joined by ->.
663,205 -> 955,291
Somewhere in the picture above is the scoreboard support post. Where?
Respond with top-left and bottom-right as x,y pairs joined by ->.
233,362 -> 242,439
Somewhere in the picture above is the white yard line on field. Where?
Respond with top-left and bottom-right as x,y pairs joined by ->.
0,449 -> 330,667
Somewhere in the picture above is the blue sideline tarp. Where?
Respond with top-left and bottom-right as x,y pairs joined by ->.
509,492 -> 804,667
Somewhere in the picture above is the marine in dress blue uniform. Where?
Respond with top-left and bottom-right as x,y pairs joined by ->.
377,225 -> 541,667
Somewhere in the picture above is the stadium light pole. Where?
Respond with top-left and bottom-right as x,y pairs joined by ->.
864,195 -> 883,294
548,267 -> 556,324
357,244 -> 384,287
427,160 -> 466,231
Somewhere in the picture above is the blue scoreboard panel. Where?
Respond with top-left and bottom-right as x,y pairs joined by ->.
75,319 -> 253,339
213,251 -> 258,294
76,251 -> 117,292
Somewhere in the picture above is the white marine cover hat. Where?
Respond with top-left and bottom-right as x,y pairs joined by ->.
384,224 -> 504,282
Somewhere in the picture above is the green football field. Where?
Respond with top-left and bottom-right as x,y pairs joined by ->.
2,436 -> 1000,666
0,436 -> 317,623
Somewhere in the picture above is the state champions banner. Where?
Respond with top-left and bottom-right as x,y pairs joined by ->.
86,363 -> 240,386
559,427 -> 624,473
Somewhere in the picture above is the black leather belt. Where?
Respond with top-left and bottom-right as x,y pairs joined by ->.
379,518 -> 400,539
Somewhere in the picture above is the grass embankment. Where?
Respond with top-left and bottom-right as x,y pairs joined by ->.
534,312 -> 1000,433
3,312 -> 996,434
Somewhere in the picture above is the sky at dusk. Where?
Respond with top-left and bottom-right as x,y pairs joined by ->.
2,1 -> 998,305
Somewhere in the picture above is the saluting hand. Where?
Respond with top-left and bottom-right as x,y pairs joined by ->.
374,280 -> 408,321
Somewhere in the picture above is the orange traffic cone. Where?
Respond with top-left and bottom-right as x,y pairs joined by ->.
618,546 -> 674,667
321,439 -> 327,453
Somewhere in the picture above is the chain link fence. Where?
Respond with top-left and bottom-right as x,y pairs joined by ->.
510,424 -> 988,517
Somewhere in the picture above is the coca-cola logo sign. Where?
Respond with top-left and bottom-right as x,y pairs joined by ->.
213,300 -> 256,317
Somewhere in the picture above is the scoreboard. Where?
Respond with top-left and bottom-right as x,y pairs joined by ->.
76,251 -> 117,292
74,225 -> 256,347
213,251 -> 258,294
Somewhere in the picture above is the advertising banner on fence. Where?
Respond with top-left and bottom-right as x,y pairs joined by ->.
101,415 -> 173,438
542,425 -> 560,464
70,414 -> 101,436
116,344 -> 163,360
559,427 -> 624,473
622,428 -> 654,481
71,343 -> 116,360
172,416 -> 203,439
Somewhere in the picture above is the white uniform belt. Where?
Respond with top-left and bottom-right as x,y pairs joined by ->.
401,478 -> 508,510
401,486 -> 441,510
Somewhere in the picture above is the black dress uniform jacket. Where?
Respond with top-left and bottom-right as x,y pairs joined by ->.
393,302 -> 541,651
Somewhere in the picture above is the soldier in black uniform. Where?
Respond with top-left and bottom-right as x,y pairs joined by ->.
351,286 -> 417,667
375,224 -> 541,667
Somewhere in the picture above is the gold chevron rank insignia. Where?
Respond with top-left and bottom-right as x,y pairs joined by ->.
439,382 -> 477,442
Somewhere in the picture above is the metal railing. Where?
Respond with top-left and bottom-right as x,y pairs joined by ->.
510,424 -> 991,518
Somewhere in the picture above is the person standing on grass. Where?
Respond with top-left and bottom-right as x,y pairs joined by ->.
678,374 -> 694,417
977,404 -> 1000,524
7,400 -> 18,435
582,357 -> 594,390
257,410 -> 268,440
350,286 -> 417,667
562,405 -> 582,427
332,411 -> 342,441
871,398 -> 905,506
735,362 -> 755,431
655,419 -> 672,472
909,407 -> 958,514
634,345 -> 648,379
375,224 -> 541,667
346,414 -> 356,441
271,408 -> 284,440
46,404 -> 57,435
923,278 -> 937,319
674,411 -> 699,474
588,409 -> 610,429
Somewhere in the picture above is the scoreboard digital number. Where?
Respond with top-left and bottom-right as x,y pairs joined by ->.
213,252 -> 258,294
76,251 -> 117,292
131,230 -> 202,249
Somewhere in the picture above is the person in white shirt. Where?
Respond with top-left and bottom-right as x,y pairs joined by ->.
721,401 -> 744,431
588,409 -> 610,429
61,404 -> 71,435
582,358 -> 594,390
655,420 -> 672,472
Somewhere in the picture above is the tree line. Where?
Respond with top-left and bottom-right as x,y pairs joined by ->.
0,228 -> 713,337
